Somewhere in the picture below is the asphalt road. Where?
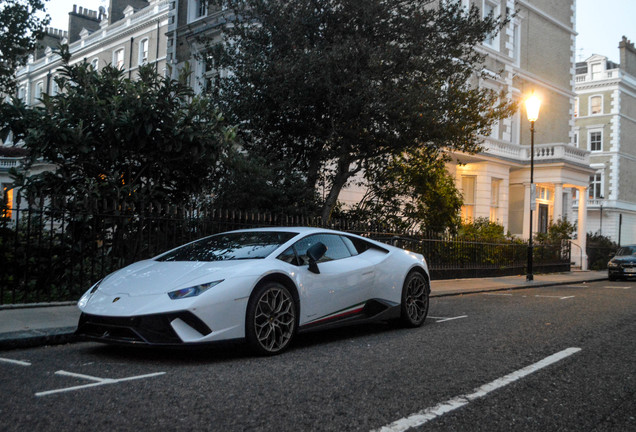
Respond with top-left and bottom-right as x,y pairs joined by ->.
0,280 -> 634,431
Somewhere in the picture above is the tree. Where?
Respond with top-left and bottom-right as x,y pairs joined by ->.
0,0 -> 49,94
1,47 -> 235,207
207,0 -> 515,221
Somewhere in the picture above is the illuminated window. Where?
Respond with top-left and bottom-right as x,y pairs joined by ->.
490,179 -> 501,222
574,97 -> 578,117
461,176 -> 476,222
2,187 -> 13,219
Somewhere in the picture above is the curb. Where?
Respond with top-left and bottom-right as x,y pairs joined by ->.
0,327 -> 77,351
0,301 -> 77,311
430,276 -> 608,297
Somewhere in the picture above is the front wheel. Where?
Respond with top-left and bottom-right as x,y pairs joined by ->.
400,271 -> 430,327
246,282 -> 297,355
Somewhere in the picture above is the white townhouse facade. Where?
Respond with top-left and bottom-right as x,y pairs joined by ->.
447,0 -> 593,270
574,37 -> 636,245
1,0 -> 171,213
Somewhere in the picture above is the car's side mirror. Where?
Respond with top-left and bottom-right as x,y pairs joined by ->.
609,252 -> 615,258
306,242 -> 327,274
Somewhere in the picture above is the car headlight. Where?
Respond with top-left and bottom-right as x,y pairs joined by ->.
78,279 -> 103,308
608,262 -> 619,268
168,280 -> 223,300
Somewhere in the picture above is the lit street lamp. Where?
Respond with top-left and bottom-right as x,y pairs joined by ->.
525,93 -> 541,282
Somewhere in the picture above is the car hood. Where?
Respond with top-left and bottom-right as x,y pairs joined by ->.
97,259 -> 261,296
611,256 -> 636,264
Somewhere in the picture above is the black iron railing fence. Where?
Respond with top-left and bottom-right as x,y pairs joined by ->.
0,198 -> 570,305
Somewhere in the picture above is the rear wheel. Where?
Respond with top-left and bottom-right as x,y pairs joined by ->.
246,282 -> 297,355
400,271 -> 430,327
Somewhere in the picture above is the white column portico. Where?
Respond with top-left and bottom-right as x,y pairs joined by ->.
522,182 -> 532,240
575,186 -> 588,270
554,183 -> 563,221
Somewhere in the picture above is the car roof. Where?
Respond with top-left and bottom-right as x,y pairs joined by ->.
225,226 -> 344,235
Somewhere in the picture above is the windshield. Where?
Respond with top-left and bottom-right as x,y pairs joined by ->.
616,246 -> 636,256
156,231 -> 297,262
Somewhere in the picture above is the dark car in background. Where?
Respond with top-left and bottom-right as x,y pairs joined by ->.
608,245 -> 636,281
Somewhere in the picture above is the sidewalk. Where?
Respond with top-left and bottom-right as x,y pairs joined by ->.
0,270 -> 608,350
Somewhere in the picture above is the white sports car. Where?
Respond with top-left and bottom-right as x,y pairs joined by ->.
76,227 -> 430,354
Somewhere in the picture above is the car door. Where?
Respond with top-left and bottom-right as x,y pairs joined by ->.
289,234 -> 376,325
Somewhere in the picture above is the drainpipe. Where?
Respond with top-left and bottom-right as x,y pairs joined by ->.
155,20 -> 160,73
128,36 -> 134,78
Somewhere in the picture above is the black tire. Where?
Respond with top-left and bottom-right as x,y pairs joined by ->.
246,282 -> 298,355
400,271 -> 430,327
608,274 -> 616,281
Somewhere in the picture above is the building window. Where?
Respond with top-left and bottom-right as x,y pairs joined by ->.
51,76 -> 59,96
113,49 -> 125,69
189,0 -> 207,22
589,130 -> 602,152
589,172 -> 603,199
139,39 -> 149,65
574,97 -> 578,117
591,62 -> 602,80
482,0 -> 500,50
461,176 -> 476,222
573,131 -> 578,147
512,22 -> 520,63
1,187 -> 14,219
590,95 -> 602,115
17,86 -> 26,102
34,81 -> 43,100
490,179 -> 501,222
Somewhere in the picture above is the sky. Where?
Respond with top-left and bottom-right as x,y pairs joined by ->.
42,0 -> 635,63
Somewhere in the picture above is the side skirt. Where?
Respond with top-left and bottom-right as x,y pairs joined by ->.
298,299 -> 401,334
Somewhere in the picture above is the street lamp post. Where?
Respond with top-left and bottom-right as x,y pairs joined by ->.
525,94 -> 541,282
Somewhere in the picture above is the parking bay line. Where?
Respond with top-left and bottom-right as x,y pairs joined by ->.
603,286 -> 632,289
373,347 -> 582,432
428,315 -> 467,323
0,357 -> 31,367
535,295 -> 575,300
35,370 -> 166,397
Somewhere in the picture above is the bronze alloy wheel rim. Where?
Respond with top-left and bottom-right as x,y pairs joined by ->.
254,287 -> 296,352
406,275 -> 428,322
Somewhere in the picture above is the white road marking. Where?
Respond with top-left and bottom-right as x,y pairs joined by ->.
428,315 -> 468,323
0,357 -> 31,367
373,347 -> 582,432
55,370 -> 108,382
35,371 -> 166,397
603,286 -> 632,290
483,293 -> 513,296
535,295 -> 575,300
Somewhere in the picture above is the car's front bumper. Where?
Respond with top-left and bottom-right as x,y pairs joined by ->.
608,266 -> 636,279
76,311 -> 213,345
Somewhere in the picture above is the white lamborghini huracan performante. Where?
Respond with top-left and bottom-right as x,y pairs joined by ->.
76,227 -> 430,355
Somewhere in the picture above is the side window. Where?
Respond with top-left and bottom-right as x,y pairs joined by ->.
292,234 -> 352,264
277,247 -> 301,266
343,235 -> 389,255
340,236 -> 359,256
